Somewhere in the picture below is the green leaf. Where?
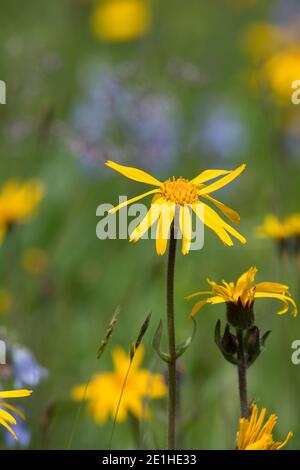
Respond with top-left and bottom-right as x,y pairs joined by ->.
152,320 -> 171,363
175,318 -> 197,359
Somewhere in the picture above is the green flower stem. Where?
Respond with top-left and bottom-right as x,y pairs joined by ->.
236,328 -> 250,419
166,223 -> 177,450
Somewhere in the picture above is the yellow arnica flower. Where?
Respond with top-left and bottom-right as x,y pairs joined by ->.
91,0 -> 151,43
186,266 -> 298,318
257,214 -> 300,240
256,215 -> 293,240
71,346 -> 166,424
106,160 -> 246,255
263,46 -> 300,102
0,179 -> 44,243
0,389 -> 32,441
237,404 -> 293,450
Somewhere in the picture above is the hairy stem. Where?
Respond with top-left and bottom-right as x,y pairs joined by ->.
166,223 -> 177,449
236,328 -> 250,419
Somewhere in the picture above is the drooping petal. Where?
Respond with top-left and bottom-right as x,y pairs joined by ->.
190,296 -> 226,317
130,199 -> 163,242
254,292 -> 298,317
197,164 -> 246,196
191,169 -> 231,185
105,161 -> 162,186
155,203 -> 175,256
193,203 -> 234,246
109,189 -> 160,214
0,408 -> 16,424
0,417 -> 17,440
0,402 -> 26,420
185,290 -> 213,301
179,205 -> 192,255
202,194 -> 241,224
255,282 -> 289,293
271,432 -> 293,450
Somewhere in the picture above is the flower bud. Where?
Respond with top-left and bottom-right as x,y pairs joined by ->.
221,324 -> 238,356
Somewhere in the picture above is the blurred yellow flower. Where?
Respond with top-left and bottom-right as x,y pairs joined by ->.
106,160 -> 246,255
71,346 -> 166,424
256,215 -> 293,240
0,288 -> 13,315
186,267 -> 297,318
91,0 -> 151,43
0,179 -> 44,244
0,389 -> 32,441
257,214 -> 300,240
263,46 -> 300,102
237,404 -> 293,450
22,247 -> 48,275
243,22 -> 287,64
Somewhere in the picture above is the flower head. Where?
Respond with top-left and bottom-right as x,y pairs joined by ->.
90,0 -> 151,43
0,389 -> 32,441
263,46 -> 300,102
106,160 -> 246,255
0,179 -> 44,244
237,404 -> 293,450
256,215 -> 294,241
71,346 -> 166,424
187,267 -> 297,323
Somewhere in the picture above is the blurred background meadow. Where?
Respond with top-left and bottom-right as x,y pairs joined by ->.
1,0 -> 300,450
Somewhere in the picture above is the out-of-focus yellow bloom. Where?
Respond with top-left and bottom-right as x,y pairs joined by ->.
106,160 -> 246,255
71,346 -> 166,424
91,0 -> 151,43
256,215 -> 293,240
186,267 -> 297,318
257,214 -> 300,240
0,180 -> 44,244
22,247 -> 48,275
0,389 -> 32,440
243,23 -> 287,64
0,288 -> 13,315
237,404 -> 293,450
263,46 -> 300,102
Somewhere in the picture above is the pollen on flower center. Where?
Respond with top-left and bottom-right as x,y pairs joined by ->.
161,177 -> 198,205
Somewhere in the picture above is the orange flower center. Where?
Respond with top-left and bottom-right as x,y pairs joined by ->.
161,177 -> 199,205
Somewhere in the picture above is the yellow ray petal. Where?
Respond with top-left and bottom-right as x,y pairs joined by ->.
272,432 -> 293,450
190,299 -> 210,318
193,203 -> 234,246
185,290 -> 213,301
0,417 -> 17,440
0,402 -> 26,420
197,164 -> 246,196
179,205 -> 192,255
109,189 -> 160,214
202,194 -> 241,224
130,199 -> 163,242
191,169 -> 231,185
105,161 -> 162,186
255,282 -> 289,293
0,408 -> 16,424
254,292 -> 298,316
155,203 -> 175,256
0,390 -> 32,399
